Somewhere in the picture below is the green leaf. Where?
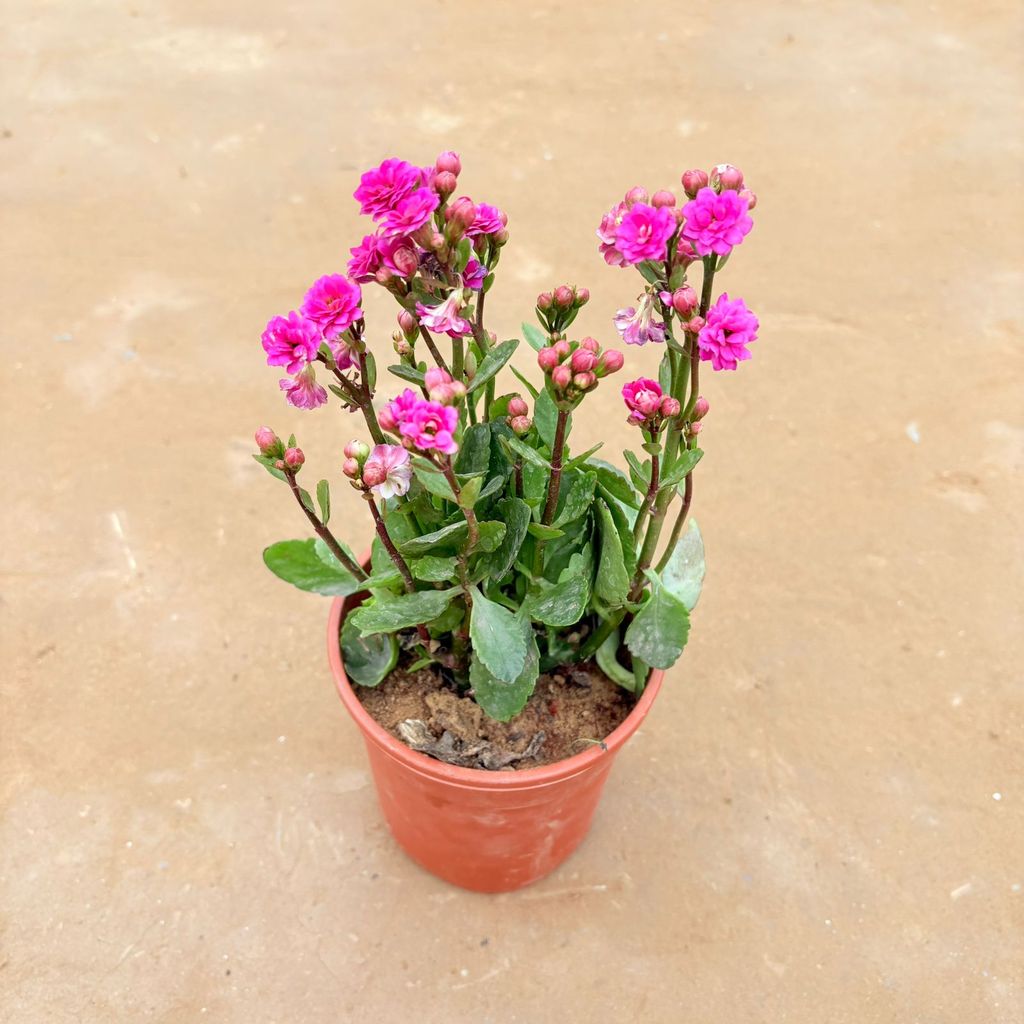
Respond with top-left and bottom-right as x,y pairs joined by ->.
399,520 -> 469,556
591,461 -> 641,509
486,497 -> 531,579
387,363 -> 426,386
413,463 -> 457,502
528,574 -> 590,628
477,474 -> 508,503
637,260 -> 663,286
600,492 -> 638,579
459,475 -> 482,510
594,500 -> 630,606
535,389 -> 570,450
564,443 -> 604,472
624,572 -> 690,669
474,520 -> 507,553
298,487 -> 316,516
467,339 -> 519,394
509,366 -> 539,399
455,423 -> 492,476
263,539 -> 365,597
624,450 -> 650,494
499,433 -> 549,469
427,599 -> 466,635
470,621 -> 540,722
660,447 -> 703,490
411,554 -> 459,582
252,453 -> 286,481
364,351 -> 377,391
660,517 -> 705,611
349,588 -> 458,635
341,615 -> 398,687
527,522 -> 563,540
521,321 -> 548,352
469,586 -> 528,683
553,471 -> 596,528
316,479 -> 331,525
371,505 -> 419,572
596,629 -> 636,692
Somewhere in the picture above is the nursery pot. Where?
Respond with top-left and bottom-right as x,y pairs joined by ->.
327,583 -> 664,893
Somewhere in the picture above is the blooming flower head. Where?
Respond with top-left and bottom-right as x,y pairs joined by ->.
680,187 -> 753,257
621,378 -> 664,424
462,258 -> 487,290
347,234 -> 384,283
261,311 -> 320,374
279,363 -> 328,410
596,199 -> 629,266
615,203 -> 677,265
613,292 -> 667,347
380,188 -> 439,238
467,203 -> 506,238
300,274 -> 362,341
379,235 -> 419,278
354,158 -> 424,220
396,396 -> 459,455
361,444 -> 412,500
416,293 -> 473,338
378,388 -> 420,433
697,293 -> 759,371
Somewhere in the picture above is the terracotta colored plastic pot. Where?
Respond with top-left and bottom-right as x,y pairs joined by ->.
327,584 -> 664,893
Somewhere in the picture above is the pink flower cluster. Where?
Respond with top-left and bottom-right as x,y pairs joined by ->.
597,187 -> 677,267
379,389 -> 459,455
680,188 -> 753,257
621,378 -> 680,426
697,293 -> 759,371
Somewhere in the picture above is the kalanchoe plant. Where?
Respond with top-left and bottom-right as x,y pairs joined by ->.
255,153 -> 758,724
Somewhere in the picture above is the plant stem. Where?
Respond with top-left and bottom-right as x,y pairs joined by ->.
541,409 -> 569,526
656,471 -> 693,573
631,440 -> 661,546
418,325 -> 451,376
440,458 -> 480,550
578,608 -> 626,662
474,289 -> 495,420
452,335 -> 465,381
356,351 -> 386,444
284,471 -> 366,581
365,496 -> 416,592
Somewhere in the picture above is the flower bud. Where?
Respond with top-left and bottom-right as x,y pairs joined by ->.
537,291 -> 553,311
398,310 -> 418,336
573,371 -> 597,391
283,446 -> 305,470
651,189 -> 676,208
433,170 -> 457,197
660,396 -> 681,418
597,349 -> 624,374
553,339 -> 571,359
681,169 -> 709,198
392,245 -> 419,278
686,315 -> 705,333
378,406 -> 397,431
692,395 -> 710,420
394,337 -> 412,356
553,286 -> 573,308
254,426 -> 279,454
738,188 -> 757,210
342,457 -> 361,479
551,365 -> 572,390
361,460 -> 386,488
624,186 -> 649,207
576,287 -> 590,305
493,228 -> 509,245
435,151 -> 461,176
424,366 -> 453,392
671,286 -> 699,317
710,163 -> 743,191
689,421 -> 703,436
674,239 -> 699,266
538,347 -> 559,372
509,415 -> 532,436
507,395 -> 529,418
570,349 -> 596,373
344,439 -> 370,461
464,352 -> 477,380
374,267 -> 394,286
579,336 -> 600,353
446,196 -> 477,230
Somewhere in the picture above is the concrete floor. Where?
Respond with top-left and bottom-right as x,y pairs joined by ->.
2,1 -> 1022,1021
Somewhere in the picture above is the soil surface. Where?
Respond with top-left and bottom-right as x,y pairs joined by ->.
355,658 -> 634,770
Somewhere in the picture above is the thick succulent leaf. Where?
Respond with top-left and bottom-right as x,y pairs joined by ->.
594,500 -> 630,607
264,539 -> 364,596
470,626 -> 540,722
660,517 -> 706,611
349,588 -> 458,636
469,586 -> 528,683
624,571 -> 690,669
521,321 -> 548,352
411,555 -> 459,582
552,471 -> 596,528
595,629 -> 636,692
341,615 -> 398,687
467,339 -> 519,394
486,497 -> 531,578
455,423 -> 492,476
528,574 -> 590,628
399,520 -> 469,556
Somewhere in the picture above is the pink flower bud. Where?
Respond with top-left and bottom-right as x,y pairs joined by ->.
573,371 -> 597,391
580,336 -> 600,353
446,196 -> 477,230
651,189 -> 676,208
681,169 -> 709,198
361,460 -> 386,488
450,381 -> 467,399
537,291 -> 553,311
738,188 -> 757,210
342,457 -> 361,479
553,339 -> 571,359
390,245 -> 419,278
493,228 -> 509,245
433,170 -> 457,197
692,395 -> 710,420
689,421 -> 703,436
686,315 -> 705,333
435,151 -> 461,176
254,426 -> 278,453
624,186 -> 649,207
344,439 -> 370,461
274,459 -> 286,470
710,163 -> 743,191
551,365 -> 572,390
398,310 -> 418,335
570,349 -> 596,373
430,231 -> 446,252
597,349 -> 624,374
378,406 -> 398,432
671,286 -> 699,316
509,415 -> 532,436
576,287 -> 590,305
394,337 -> 412,356
554,285 -> 574,308
283,447 -> 305,470
537,347 -> 559,371
424,366 -> 453,392
507,396 -> 529,418
659,396 -> 681,418
674,239 -> 699,266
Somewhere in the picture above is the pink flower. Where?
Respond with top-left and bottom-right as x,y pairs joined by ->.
613,293 -> 666,346
615,203 -> 676,265
354,158 -> 424,220
462,258 -> 487,290
680,187 -> 753,257
416,294 -> 473,338
380,189 -> 439,238
327,333 -> 356,371
596,199 -> 629,266
697,293 -> 759,371
347,234 -> 384,283
378,388 -> 420,433
621,378 -> 664,424
362,444 -> 412,500
279,364 -> 328,410
261,311 -> 320,374
467,203 -> 506,238
301,274 -> 362,341
379,235 -> 419,278
400,399 -> 459,455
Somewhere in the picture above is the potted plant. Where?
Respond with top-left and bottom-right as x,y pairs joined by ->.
253,153 -> 758,891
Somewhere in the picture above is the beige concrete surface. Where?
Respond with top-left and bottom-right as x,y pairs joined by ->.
2,1 -> 1023,1021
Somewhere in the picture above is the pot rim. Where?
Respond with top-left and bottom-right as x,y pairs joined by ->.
327,588 -> 664,791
